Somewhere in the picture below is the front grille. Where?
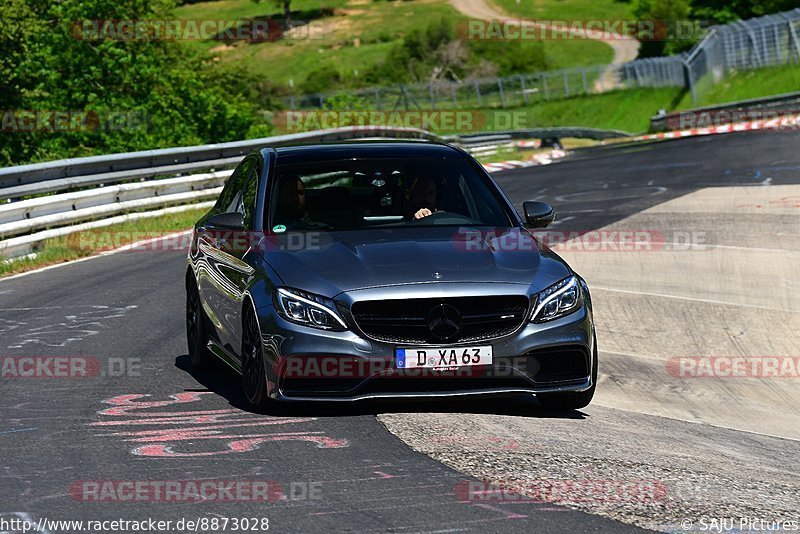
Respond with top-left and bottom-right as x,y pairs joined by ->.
350,295 -> 530,344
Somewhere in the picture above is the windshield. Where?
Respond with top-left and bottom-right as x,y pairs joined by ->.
268,157 -> 514,231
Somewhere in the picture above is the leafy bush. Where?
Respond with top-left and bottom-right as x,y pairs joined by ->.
690,0 -> 800,23
300,65 -> 344,94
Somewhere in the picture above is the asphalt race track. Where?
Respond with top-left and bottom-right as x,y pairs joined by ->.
1,131 -> 798,533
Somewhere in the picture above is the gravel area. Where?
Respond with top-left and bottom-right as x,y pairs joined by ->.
378,400 -> 800,532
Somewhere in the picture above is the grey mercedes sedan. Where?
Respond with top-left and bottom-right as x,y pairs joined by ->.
186,141 -> 597,410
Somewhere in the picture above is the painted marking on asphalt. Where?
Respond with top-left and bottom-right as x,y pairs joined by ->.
1,467 -> 33,497
592,286 -> 799,314
590,402 -> 800,443
556,209 -> 603,214
90,392 -> 349,457
560,239 -> 798,254
549,216 -> 575,227
1,305 -> 137,349
471,503 -> 529,519
0,428 -> 37,436
554,186 -> 667,203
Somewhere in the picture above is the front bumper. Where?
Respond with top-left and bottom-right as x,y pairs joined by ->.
256,285 -> 595,402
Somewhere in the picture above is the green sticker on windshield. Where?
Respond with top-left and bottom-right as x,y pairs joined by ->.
272,224 -> 287,233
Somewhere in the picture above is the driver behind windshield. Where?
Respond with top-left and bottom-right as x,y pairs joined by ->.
273,175 -> 328,230
405,176 -> 438,220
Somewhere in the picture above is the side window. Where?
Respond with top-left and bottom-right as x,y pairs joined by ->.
214,159 -> 253,213
241,165 -> 259,229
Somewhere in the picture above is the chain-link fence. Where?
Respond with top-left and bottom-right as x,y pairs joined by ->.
685,9 -> 800,101
285,9 -> 800,111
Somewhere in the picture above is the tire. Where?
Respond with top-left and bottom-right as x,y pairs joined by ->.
241,305 -> 271,411
186,275 -> 211,369
536,340 -> 598,411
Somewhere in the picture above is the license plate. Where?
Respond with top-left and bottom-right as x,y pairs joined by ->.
395,346 -> 493,369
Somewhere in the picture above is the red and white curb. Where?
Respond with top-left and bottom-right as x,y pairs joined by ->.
482,149 -> 567,173
631,114 -> 800,142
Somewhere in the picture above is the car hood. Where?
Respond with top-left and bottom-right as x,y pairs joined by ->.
259,227 -> 571,297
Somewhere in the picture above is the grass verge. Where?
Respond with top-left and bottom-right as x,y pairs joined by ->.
492,0 -> 635,22
174,0 -> 614,90
676,64 -> 800,109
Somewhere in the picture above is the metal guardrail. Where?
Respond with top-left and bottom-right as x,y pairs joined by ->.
0,203 -> 218,261
452,128 -> 631,156
649,90 -> 800,131
454,128 -> 631,144
0,126 -> 441,200
0,172 -> 229,239
0,125 -> 629,261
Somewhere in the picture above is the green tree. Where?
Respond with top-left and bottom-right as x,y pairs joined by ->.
633,0 -> 694,57
0,0 -> 265,165
301,65 -> 343,94
690,0 -> 800,23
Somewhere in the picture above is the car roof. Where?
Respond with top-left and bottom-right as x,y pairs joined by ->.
270,140 -> 467,165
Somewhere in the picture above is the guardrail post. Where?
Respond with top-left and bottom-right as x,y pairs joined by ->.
633,63 -> 643,87
773,23 -> 782,63
563,72 -> 570,97
780,14 -> 800,62
542,74 -> 550,101
474,80 -> 482,107
429,84 -> 436,110
683,59 -> 697,103
519,75 -> 529,105
741,21 -> 763,67
498,78 -> 506,107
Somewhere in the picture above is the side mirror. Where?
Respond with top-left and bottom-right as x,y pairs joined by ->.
523,201 -> 556,228
206,212 -> 245,231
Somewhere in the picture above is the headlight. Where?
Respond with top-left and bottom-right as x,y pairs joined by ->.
531,276 -> 582,323
275,288 -> 347,330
